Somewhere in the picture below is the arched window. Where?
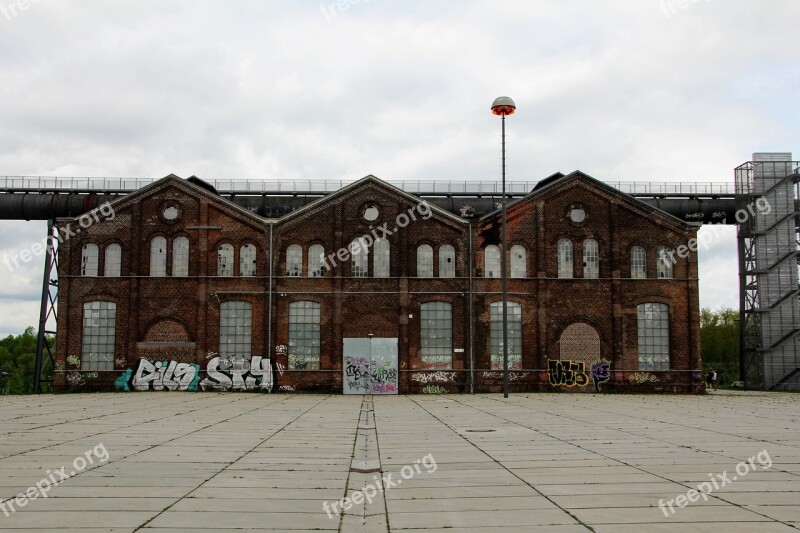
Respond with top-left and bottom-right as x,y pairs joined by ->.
220,301 -> 252,359
557,239 -> 573,279
81,301 -> 116,371
374,239 -> 390,278
484,245 -> 501,278
240,244 -> 257,277
80,243 -> 99,277
560,323 -> 601,364
289,301 -> 321,369
439,244 -> 455,278
350,239 -> 368,277
217,243 -> 234,277
149,237 -> 167,277
510,245 -> 526,278
631,246 -> 646,279
421,302 -> 452,369
490,301 -> 522,370
286,244 -> 302,276
637,303 -> 670,370
308,244 -> 325,277
104,244 -> 121,277
417,244 -> 434,277
172,237 -> 189,277
583,239 -> 599,279
657,247 -> 673,279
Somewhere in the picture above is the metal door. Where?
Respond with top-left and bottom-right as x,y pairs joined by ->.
343,338 -> 398,394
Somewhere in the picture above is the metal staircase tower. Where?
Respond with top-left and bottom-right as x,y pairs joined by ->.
736,153 -> 800,390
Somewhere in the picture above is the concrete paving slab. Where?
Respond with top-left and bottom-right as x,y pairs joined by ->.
0,391 -> 797,532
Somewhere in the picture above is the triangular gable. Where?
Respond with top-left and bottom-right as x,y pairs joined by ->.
480,170 -> 694,232
61,174 -> 270,228
276,174 -> 468,229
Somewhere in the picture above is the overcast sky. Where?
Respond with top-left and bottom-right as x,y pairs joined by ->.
0,0 -> 798,336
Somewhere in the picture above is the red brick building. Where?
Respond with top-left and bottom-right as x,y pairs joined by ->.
55,172 -> 703,393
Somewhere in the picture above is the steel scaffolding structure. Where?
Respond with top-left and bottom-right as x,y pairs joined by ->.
736,154 -> 800,390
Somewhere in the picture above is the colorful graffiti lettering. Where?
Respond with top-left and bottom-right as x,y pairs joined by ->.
278,384 -> 296,392
628,372 -> 659,384
344,356 -> 398,394
590,359 -> 612,391
547,359 -> 589,387
114,359 -> 201,392
411,371 -> 456,383
200,356 -> 273,392
423,384 -> 448,394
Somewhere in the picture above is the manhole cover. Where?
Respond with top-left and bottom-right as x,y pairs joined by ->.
465,429 -> 496,433
350,467 -> 381,474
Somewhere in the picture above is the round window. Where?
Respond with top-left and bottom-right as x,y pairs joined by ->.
363,205 -> 380,222
163,206 -> 179,220
570,208 -> 586,223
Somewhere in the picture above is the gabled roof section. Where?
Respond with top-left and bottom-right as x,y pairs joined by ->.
480,170 -> 694,231
61,174 -> 268,227
277,174 -> 468,228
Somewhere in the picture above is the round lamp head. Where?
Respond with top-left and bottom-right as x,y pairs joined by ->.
491,96 -> 516,116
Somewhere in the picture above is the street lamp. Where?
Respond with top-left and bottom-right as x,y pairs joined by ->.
491,96 -> 516,399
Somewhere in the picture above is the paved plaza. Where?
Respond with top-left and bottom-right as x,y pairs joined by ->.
0,391 -> 798,532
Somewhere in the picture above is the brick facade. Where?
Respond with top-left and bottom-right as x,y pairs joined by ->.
54,172 -> 703,394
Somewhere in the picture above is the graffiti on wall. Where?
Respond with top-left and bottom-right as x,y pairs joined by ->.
422,384 -> 448,394
481,371 -> 530,383
628,372 -> 659,384
200,356 -> 273,392
112,357 -> 273,392
547,359 -> 589,387
115,359 -> 201,392
411,371 -> 456,384
344,356 -> 398,394
590,359 -> 612,391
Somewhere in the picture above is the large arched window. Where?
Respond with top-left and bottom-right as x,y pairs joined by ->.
217,244 -> 234,277
350,239 -> 368,277
420,302 -> 452,369
240,244 -> 257,277
81,243 -> 99,277
510,245 -> 526,278
172,237 -> 189,277
286,244 -> 302,276
657,246 -> 673,279
637,303 -> 670,370
439,245 -> 455,278
289,301 -> 321,369
583,239 -> 598,279
308,244 -> 325,277
484,245 -> 501,278
149,237 -> 167,277
81,301 -> 116,371
374,239 -> 390,278
557,239 -> 573,279
631,246 -> 646,279
490,301 -> 522,370
104,244 -> 121,277
220,301 -> 252,359
417,244 -> 434,277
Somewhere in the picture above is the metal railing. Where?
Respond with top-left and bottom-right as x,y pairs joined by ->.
0,175 -> 738,196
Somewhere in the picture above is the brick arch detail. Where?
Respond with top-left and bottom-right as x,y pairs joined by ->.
559,322 -> 600,364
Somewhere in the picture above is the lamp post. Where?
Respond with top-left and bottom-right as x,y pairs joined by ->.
491,96 -> 516,399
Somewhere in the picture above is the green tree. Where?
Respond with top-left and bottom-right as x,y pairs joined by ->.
0,327 -> 55,395
700,307 -> 739,387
